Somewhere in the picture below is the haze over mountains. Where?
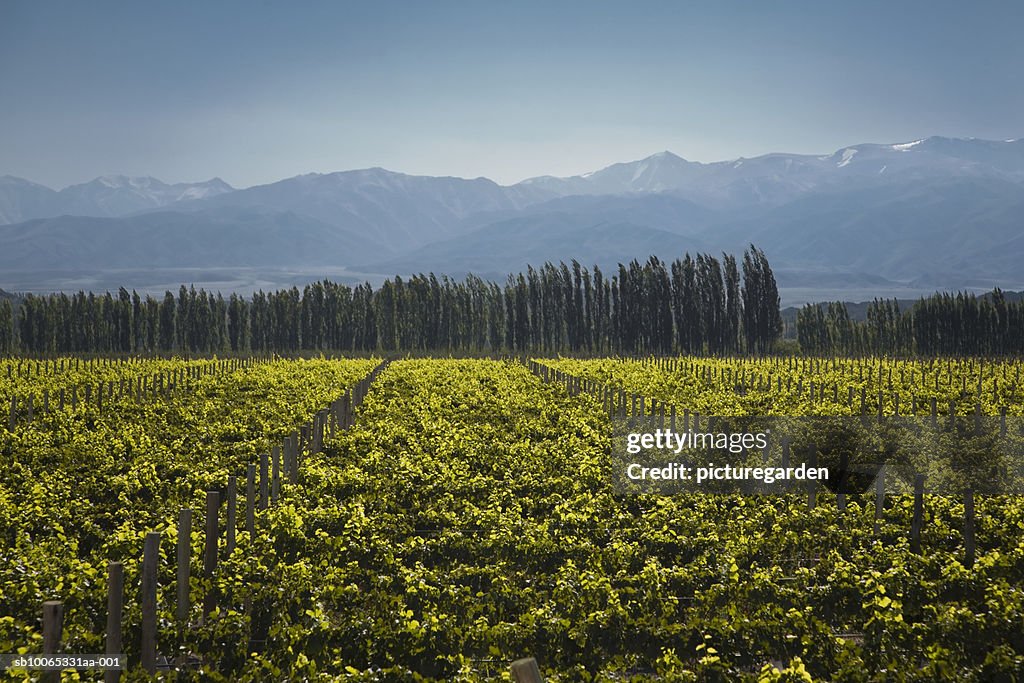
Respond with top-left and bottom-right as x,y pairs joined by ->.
0,175 -> 233,224
2,136 -> 1023,304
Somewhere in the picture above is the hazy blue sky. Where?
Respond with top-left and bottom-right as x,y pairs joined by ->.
2,1 -> 1022,188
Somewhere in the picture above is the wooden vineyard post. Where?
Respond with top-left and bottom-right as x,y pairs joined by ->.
280,436 -> 291,483
964,489 -> 976,568
910,475 -> 925,554
105,562 -> 124,683
203,491 -> 220,619
271,446 -> 281,503
246,464 -> 256,535
176,509 -> 191,627
290,433 -> 299,481
7,396 -> 15,431
226,476 -> 237,555
311,413 -> 321,453
511,657 -> 544,683
42,600 -> 63,683
141,532 -> 160,675
300,424 -> 310,459
874,464 -> 885,534
806,443 -> 817,510
316,409 -> 326,452
329,400 -> 337,440
781,437 -> 791,493
260,454 -> 269,511
836,453 -> 848,517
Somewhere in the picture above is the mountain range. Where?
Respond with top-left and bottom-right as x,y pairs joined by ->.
0,175 -> 233,224
2,135 -> 1023,302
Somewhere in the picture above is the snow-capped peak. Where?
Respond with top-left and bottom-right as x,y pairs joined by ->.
97,175 -> 130,188
642,150 -> 688,164
93,175 -> 165,190
892,140 -> 924,151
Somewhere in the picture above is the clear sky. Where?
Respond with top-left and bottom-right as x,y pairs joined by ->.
1,1 -> 1022,189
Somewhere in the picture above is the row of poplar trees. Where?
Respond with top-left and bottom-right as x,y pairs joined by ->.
796,289 -> 1024,356
2,247 -> 782,356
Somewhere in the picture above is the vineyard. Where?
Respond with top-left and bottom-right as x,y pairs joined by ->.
1,356 -> 1023,681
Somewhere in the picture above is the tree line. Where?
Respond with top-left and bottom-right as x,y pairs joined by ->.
0,247 -> 782,356
796,289 -> 1024,356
